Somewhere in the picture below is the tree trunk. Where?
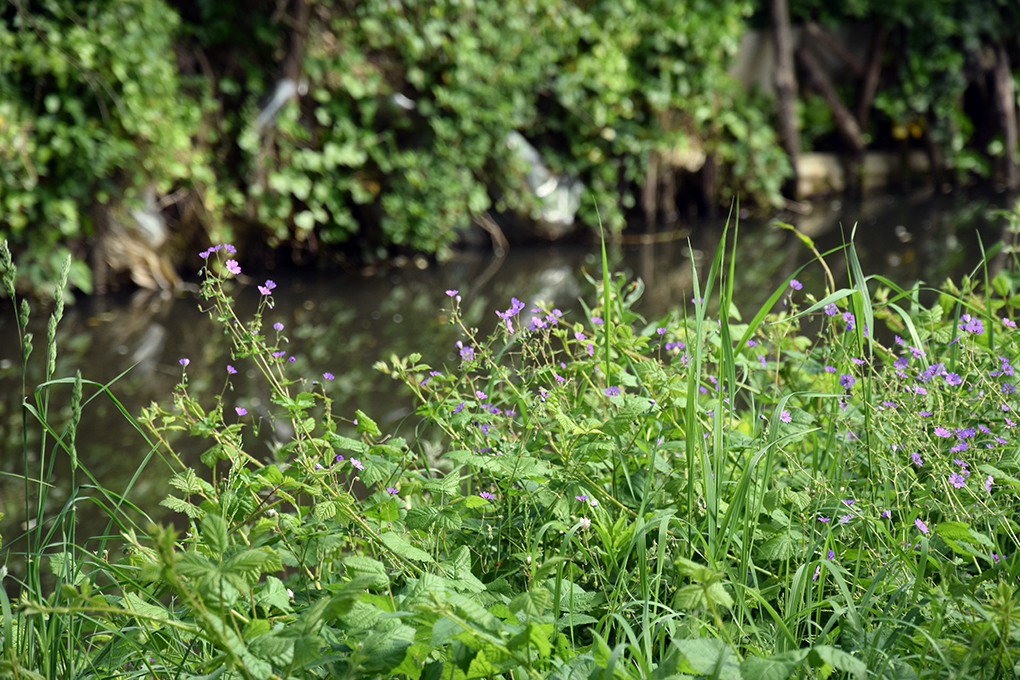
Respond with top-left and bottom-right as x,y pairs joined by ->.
856,26 -> 889,129
770,0 -> 800,198
994,42 -> 1019,193
797,46 -> 865,154
643,150 -> 659,232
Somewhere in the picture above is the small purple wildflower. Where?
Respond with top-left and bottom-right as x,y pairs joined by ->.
827,550 -> 835,560
351,459 -> 364,471
274,322 -> 284,331
446,289 -> 459,297
475,390 -> 487,400
1004,318 -> 1016,328
258,280 -> 277,295
479,491 -> 495,500
915,518 -> 929,534
882,510 -> 891,519
288,356 -> 296,362
323,372 -> 335,381
227,365 -> 237,374
575,495 -> 588,502
386,487 -> 399,495
223,244 -> 236,254
453,402 -> 465,414
271,350 -> 286,358
657,327 -> 666,335
813,565 -> 821,581
179,358 -> 190,367
824,303 -> 838,316
840,373 -> 855,390
780,410 -> 792,423
911,452 -> 923,467
789,279 -> 802,290
605,386 -> 621,397
839,515 -> 852,524
958,314 -> 984,334
225,260 -> 241,276
934,427 -> 951,438
818,517 -> 831,523
235,407 -> 247,416
591,316 -> 604,325
985,475 -> 993,493
948,472 -> 966,488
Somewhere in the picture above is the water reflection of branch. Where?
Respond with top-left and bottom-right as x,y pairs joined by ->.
472,212 -> 509,257
465,249 -> 507,303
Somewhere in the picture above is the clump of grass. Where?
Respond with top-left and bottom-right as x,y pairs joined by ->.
2,220 -> 1019,679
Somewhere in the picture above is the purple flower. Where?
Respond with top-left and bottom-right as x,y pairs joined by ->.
274,322 -> 284,331
271,351 -> 286,358
1004,318 -> 1016,328
235,407 -> 247,416
840,373 -> 855,391
950,442 -> 968,453
882,510 -> 891,519
813,565 -> 821,582
179,358 -> 190,367
824,303 -> 838,316
334,454 -> 344,463
258,280 -> 277,295
575,495 -> 588,502
223,244 -> 236,254
958,314 -> 984,334
789,279 -> 802,291
605,386 -> 621,397
323,372 -> 335,381
657,327 -> 666,335
553,371 -> 566,383
818,517 -> 831,523
842,311 -> 855,331
459,344 -> 475,361
911,452 -> 923,467
288,356 -> 296,362
386,487 -> 399,495
780,410 -> 792,423
199,249 -> 211,259
351,459 -> 364,471
591,316 -> 604,325
446,289 -> 459,297
479,491 -> 495,500
985,475 -> 993,493
934,427 -> 951,438
227,365 -> 237,374
915,518 -> 929,534
225,259 -> 241,276
452,401 -> 465,414
839,515 -> 852,524
824,365 -> 836,373
945,372 -> 963,386
827,550 -> 835,560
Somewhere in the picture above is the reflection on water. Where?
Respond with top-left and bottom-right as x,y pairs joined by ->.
0,187 -> 1011,579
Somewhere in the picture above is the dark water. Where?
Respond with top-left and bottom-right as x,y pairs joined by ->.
0,186 -> 1013,583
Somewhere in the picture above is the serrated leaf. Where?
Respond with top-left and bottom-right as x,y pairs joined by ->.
508,588 -> 550,617
674,638 -> 741,680
423,470 -> 461,497
160,494 -> 205,519
740,650 -> 809,680
435,509 -> 462,530
254,576 -> 291,612
807,645 -> 866,679
757,533 -> 797,560
249,630 -> 294,667
406,506 -> 440,530
508,622 -> 551,658
355,410 -> 381,436
379,532 -> 432,562
343,556 -> 390,589
201,514 -> 229,556
169,468 -> 205,494
326,432 -> 368,453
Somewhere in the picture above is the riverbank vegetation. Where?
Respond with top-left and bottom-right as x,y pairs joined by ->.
2,221 -> 1019,678
3,1 -> 1020,296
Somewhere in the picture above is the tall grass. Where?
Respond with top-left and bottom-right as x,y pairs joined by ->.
2,215 -> 1019,679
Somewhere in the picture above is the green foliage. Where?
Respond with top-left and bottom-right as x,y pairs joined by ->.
6,216 -> 1020,677
0,0 -> 209,294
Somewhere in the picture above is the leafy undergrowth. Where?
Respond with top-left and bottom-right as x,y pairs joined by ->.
2,227 -> 1020,680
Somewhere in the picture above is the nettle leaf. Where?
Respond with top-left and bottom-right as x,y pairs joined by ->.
406,506 -> 440,530
160,494 -> 205,519
740,649 -> 809,680
380,531 -> 432,562
177,551 -> 218,580
169,468 -> 207,495
355,409 -> 381,437
344,556 -> 390,589
757,532 -> 799,561
249,629 -> 294,668
254,575 -> 291,612
508,622 -> 552,658
435,508 -> 463,531
508,588 -> 551,617
807,645 -> 866,679
673,638 -> 741,680
327,432 -> 368,454
423,469 -> 461,497
673,582 -> 734,610
222,548 -> 276,586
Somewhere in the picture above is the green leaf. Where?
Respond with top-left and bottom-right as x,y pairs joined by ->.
423,470 -> 461,497
356,409 -> 381,436
508,622 -> 552,658
160,494 -> 205,519
508,588 -> 550,617
674,638 -> 741,680
254,576 -> 292,612
327,432 -> 369,454
406,506 -> 440,530
740,650 -> 809,680
343,556 -> 390,589
202,514 -> 230,556
379,532 -> 432,562
807,645 -> 866,679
